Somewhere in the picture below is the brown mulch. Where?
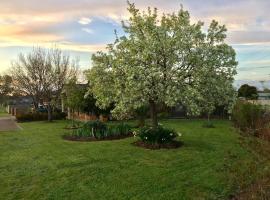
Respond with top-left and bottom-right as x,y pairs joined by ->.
133,140 -> 182,150
257,129 -> 270,141
63,133 -> 133,142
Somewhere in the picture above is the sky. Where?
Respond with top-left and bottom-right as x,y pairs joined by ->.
0,0 -> 270,85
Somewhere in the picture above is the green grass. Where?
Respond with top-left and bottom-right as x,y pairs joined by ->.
0,119 -> 269,200
0,106 -> 9,117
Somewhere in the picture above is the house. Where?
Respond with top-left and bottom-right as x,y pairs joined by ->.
6,96 -> 33,115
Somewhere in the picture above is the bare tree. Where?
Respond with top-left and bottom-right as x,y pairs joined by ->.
11,47 -> 78,121
0,75 -> 13,104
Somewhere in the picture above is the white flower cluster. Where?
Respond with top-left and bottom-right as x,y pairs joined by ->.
88,4 -> 237,121
133,131 -> 137,138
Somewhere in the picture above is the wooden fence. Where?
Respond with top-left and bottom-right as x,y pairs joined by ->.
68,111 -> 108,122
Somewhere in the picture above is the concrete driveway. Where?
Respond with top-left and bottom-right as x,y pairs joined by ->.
0,116 -> 21,131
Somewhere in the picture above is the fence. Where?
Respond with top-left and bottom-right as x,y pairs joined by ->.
67,111 -> 108,122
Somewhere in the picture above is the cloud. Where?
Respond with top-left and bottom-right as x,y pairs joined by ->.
1,0 -> 270,46
81,28 -> 93,34
78,17 -> 92,25
1,0 -> 270,81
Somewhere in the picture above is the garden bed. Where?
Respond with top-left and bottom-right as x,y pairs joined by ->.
63,120 -> 133,142
133,140 -> 182,149
63,126 -> 81,130
63,133 -> 133,142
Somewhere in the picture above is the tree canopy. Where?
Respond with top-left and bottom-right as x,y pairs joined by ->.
238,84 -> 258,100
87,3 -> 237,128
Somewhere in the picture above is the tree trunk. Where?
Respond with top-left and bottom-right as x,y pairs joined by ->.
72,108 -> 75,127
207,112 -> 210,123
32,97 -> 38,111
47,102 -> 52,122
149,100 -> 158,129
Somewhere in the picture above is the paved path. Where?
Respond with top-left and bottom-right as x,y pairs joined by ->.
0,116 -> 21,131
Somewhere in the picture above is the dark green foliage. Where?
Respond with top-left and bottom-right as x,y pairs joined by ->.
64,80 -> 87,114
65,120 -> 82,129
232,100 -> 270,136
71,121 -> 106,139
82,93 -> 114,116
87,121 -> 107,139
238,84 -> 258,100
109,123 -> 132,136
71,121 -> 132,139
16,112 -> 67,122
137,125 -> 178,144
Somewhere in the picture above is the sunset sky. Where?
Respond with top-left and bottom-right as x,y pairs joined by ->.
0,0 -> 270,83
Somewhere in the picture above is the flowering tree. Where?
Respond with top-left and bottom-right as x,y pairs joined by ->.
198,72 -> 236,123
87,3 -> 237,129
197,21 -> 237,122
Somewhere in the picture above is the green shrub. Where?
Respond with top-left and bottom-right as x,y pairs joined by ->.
16,112 -> 67,122
71,121 -> 132,139
136,125 -> 178,144
107,123 -> 132,136
232,100 -> 270,136
53,112 -> 67,120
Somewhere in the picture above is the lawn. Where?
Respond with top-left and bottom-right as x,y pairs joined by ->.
0,119 -> 269,200
0,106 -> 9,117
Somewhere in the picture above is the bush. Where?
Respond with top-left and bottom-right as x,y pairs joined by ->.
107,123 -> 132,136
232,100 -> 270,139
53,112 -> 67,120
136,125 -> 178,144
16,112 -> 67,122
70,121 -> 132,139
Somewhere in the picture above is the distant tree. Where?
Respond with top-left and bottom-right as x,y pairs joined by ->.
64,79 -> 86,126
87,3 -> 237,129
238,84 -> 258,100
263,88 -> 270,93
11,47 -> 78,121
0,75 -> 13,104
64,79 -> 113,122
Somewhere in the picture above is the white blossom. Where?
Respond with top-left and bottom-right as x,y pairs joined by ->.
86,3 -> 237,122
